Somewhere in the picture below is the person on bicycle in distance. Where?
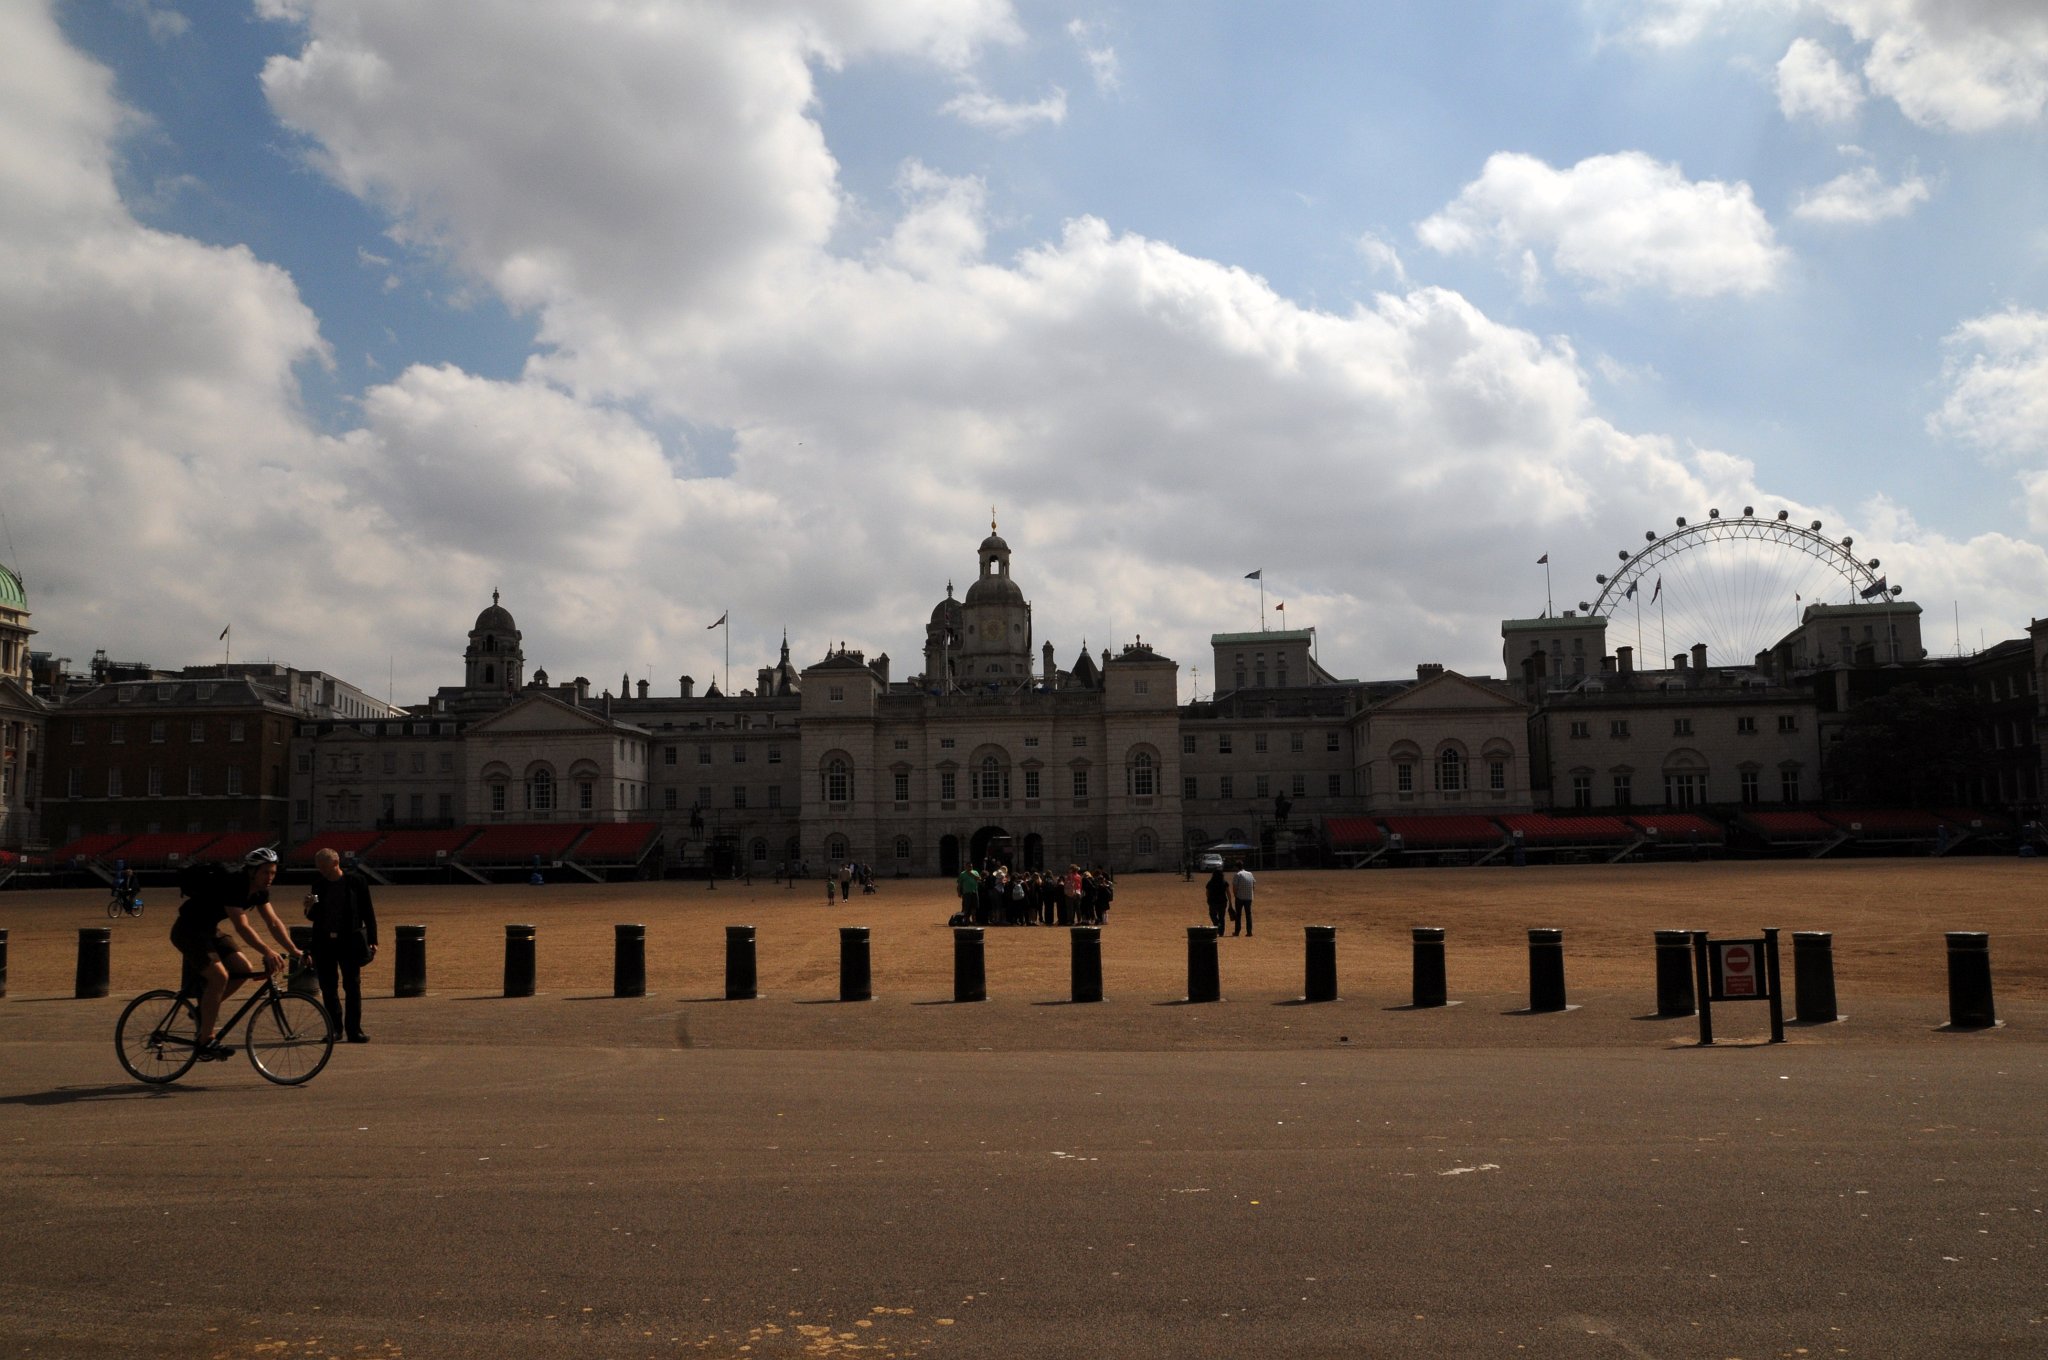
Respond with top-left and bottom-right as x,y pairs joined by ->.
170,847 -> 302,1059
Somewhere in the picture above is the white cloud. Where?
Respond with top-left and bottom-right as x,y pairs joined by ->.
1355,231 -> 1408,284
1596,0 -> 1800,48
1931,308 -> 2048,459
1822,0 -> 2048,132
1775,37 -> 1865,122
1417,151 -> 1788,300
1067,18 -> 1121,93
1792,163 -> 1930,222
940,79 -> 1068,131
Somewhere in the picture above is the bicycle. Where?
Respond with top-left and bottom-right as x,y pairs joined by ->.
106,883 -> 144,918
114,959 -> 335,1086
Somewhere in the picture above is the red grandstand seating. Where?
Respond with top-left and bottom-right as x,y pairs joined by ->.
360,827 -> 479,865
460,823 -> 585,864
193,832 -> 274,864
1820,809 -> 1946,838
285,830 -> 383,865
1938,807 -> 2011,833
1625,813 -> 1726,844
1740,811 -> 1838,841
571,822 -> 661,863
1323,817 -> 1384,850
51,833 -> 135,862
1500,814 -> 1633,846
1382,815 -> 1505,850
106,832 -> 222,866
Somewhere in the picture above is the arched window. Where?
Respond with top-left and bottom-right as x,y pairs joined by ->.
1130,750 -> 1156,797
527,768 -> 554,811
750,838 -> 768,864
1135,828 -> 1157,855
488,779 -> 508,814
894,836 -> 912,861
979,756 -> 1007,800
483,663 -> 496,684
1072,833 -> 1090,861
1436,749 -> 1464,793
825,758 -> 850,803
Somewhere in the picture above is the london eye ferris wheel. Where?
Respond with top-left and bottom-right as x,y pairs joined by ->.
1579,508 -> 1900,669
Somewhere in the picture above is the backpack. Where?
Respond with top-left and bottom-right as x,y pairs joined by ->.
176,861 -> 241,908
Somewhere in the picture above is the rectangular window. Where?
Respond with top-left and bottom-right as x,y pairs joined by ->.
189,720 -> 205,743
1024,769 -> 1041,800
381,793 -> 395,821
893,771 -> 910,802
1609,720 -> 1629,739
768,746 -> 782,764
1291,773 -> 1306,797
187,768 -> 203,796
733,787 -> 747,809
579,781 -> 594,812
698,746 -> 711,765
697,787 -> 713,808
1613,774 -> 1632,807
1328,773 -> 1342,796
1184,776 -> 1199,800
766,786 -> 781,809
68,769 -> 83,797
1736,716 -> 1757,735
664,745 -> 677,765
1134,679 -> 1149,694
383,753 -> 397,774
1569,721 -> 1590,739
1663,772 -> 1701,807
1780,770 -> 1799,803
410,793 -> 425,820
733,745 -> 746,763
940,771 -> 956,801
1673,718 -> 1693,737
1290,732 -> 1304,754
939,737 -> 956,749
1777,715 -> 1798,734
663,788 -> 678,810
1022,736 -> 1039,748
492,783 -> 508,813
228,721 -> 245,742
1183,735 -> 1196,755
1073,769 -> 1089,798
1326,731 -> 1340,752
111,721 -> 125,745
1571,774 -> 1592,808
70,724 -> 84,745
1071,736 -> 1087,748
1254,733 -> 1268,753
1740,771 -> 1761,806
828,685 -> 844,702
1218,734 -> 1232,755
1395,763 -> 1412,794
1219,774 -> 1234,799
147,767 -> 163,797
226,768 -> 242,795
1490,760 -> 1506,792
150,721 -> 165,744
1255,774 -> 1270,798
438,793 -> 453,820
107,768 -> 123,797
892,739 -> 909,751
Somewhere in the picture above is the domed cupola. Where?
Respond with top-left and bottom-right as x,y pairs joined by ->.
954,514 -> 1031,683
464,589 -> 524,694
0,561 -> 32,685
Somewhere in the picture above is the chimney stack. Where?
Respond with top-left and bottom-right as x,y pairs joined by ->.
1691,643 -> 1708,674
1672,654 -> 1688,672
679,675 -> 694,699
1617,645 -> 1633,675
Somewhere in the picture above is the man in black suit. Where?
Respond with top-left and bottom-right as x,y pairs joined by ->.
304,847 -> 378,1043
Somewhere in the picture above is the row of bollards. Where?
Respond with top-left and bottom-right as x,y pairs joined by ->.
46,922 -> 2005,1025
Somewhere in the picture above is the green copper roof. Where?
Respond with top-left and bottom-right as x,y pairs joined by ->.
0,563 -> 24,611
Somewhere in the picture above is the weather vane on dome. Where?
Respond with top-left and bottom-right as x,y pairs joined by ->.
991,507 -> 998,534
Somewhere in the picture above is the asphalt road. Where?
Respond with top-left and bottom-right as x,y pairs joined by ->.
3,999 -> 2043,1359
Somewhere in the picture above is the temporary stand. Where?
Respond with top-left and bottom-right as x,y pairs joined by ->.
1691,927 -> 1785,1045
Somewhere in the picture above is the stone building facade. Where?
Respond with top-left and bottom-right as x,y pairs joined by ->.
0,561 -> 44,851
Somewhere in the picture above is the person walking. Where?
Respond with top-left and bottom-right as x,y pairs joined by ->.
304,847 -> 378,1043
1230,863 -> 1256,937
1204,868 -> 1229,934
956,863 -> 981,923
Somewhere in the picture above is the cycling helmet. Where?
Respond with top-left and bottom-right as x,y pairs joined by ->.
243,847 -> 279,867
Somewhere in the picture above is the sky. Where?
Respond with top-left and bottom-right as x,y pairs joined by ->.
4,0 -> 2047,704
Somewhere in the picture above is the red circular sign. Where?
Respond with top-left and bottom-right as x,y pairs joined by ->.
1723,944 -> 1753,974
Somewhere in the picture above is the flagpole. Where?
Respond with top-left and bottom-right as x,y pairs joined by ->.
1259,575 -> 1266,631
724,613 -> 730,697
1543,560 -> 1553,617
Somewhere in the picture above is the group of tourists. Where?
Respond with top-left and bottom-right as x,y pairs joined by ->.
826,861 -> 877,901
1202,864 -> 1257,937
953,861 -> 1113,927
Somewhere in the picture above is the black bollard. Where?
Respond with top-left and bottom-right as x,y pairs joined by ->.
1527,927 -> 1566,1012
1792,931 -> 1838,1023
953,926 -> 986,1003
1070,925 -> 1103,1003
1945,932 -> 1996,1028
1303,925 -> 1338,1003
0,926 -> 9,999
503,923 -> 536,998
1186,925 -> 1220,1003
74,926 -> 110,999
614,923 -> 647,998
839,926 -> 872,1001
393,924 -> 427,997
1654,929 -> 1696,1017
287,925 -> 320,1000
725,925 -> 757,1000
1410,926 -> 1446,1009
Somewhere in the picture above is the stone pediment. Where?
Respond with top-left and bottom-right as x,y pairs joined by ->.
465,693 -> 643,736
1370,670 -> 1526,715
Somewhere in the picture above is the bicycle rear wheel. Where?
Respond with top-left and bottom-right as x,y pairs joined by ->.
116,989 -> 200,1084
244,991 -> 334,1085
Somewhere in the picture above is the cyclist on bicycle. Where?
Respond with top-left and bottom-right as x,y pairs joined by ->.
169,847 -> 303,1060
111,859 -> 141,912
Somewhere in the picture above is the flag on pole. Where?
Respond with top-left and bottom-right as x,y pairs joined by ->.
1244,569 -> 1262,581
1858,576 -> 1888,600
1624,581 -> 1637,599
706,611 -> 727,629
218,625 -> 230,640
1650,577 -> 1662,603
1795,592 -> 1801,602
1275,602 -> 1285,613
1536,553 -> 1549,565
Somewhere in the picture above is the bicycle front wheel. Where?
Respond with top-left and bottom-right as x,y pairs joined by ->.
244,991 -> 334,1086
107,898 -> 120,919
116,989 -> 200,1084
